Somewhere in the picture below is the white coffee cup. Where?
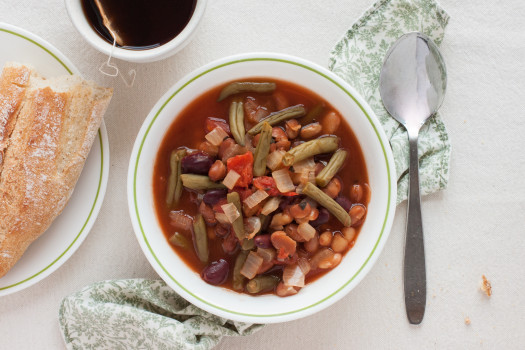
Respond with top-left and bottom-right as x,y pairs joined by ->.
65,0 -> 207,63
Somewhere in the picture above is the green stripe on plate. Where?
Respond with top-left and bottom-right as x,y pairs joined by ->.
133,57 -> 393,317
0,26 -> 104,291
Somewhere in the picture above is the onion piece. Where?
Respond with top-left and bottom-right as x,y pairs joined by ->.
221,202 -> 240,223
266,150 -> 286,170
240,251 -> 264,279
261,197 -> 280,215
169,210 -> 193,231
222,169 -> 241,189
215,212 -> 230,225
297,222 -> 316,241
244,189 -> 269,209
272,168 -> 295,193
297,257 -> 311,275
244,216 -> 262,239
205,127 -> 229,146
293,157 -> 315,173
257,247 -> 276,262
283,264 -> 305,287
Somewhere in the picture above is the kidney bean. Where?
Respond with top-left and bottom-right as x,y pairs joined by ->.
201,259 -> 229,285
181,151 -> 214,175
203,189 -> 228,206
310,208 -> 330,227
335,196 -> 352,212
254,234 -> 272,249
222,232 -> 239,254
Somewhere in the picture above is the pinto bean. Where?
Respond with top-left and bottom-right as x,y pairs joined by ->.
208,160 -> 226,181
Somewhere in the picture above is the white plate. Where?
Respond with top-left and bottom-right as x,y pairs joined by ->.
0,23 -> 110,296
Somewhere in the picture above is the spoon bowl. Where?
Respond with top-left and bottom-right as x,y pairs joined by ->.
379,32 -> 447,325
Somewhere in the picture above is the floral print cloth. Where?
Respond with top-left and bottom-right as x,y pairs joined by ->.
329,0 -> 451,203
59,1 -> 451,349
59,279 -> 263,350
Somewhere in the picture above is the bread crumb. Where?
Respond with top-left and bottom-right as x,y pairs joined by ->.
481,275 -> 492,297
464,316 -> 471,325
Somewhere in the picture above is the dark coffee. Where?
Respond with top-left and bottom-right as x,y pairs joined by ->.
81,0 -> 197,50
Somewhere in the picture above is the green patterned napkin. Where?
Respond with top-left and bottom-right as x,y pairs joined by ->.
329,0 -> 451,204
59,279 -> 263,350
59,1 -> 451,349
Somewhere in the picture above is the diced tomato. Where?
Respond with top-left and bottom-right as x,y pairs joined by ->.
282,191 -> 299,197
205,117 -> 231,135
253,176 -> 280,196
232,187 -> 254,201
212,198 -> 228,213
226,152 -> 253,188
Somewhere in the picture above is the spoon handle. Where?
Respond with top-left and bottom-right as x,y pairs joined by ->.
404,133 -> 426,325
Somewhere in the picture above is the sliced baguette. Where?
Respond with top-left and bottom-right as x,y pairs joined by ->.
0,64 -> 112,277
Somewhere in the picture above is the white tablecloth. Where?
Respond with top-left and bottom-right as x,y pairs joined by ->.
1,0 -> 525,348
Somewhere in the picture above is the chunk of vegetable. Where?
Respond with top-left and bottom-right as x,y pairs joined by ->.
181,174 -> 226,190
301,182 -> 351,227
240,251 -> 264,279
169,210 -> 193,231
229,100 -> 246,146
232,251 -> 249,291
283,264 -> 305,288
261,196 -> 280,215
226,152 -> 254,187
301,103 -> 324,124
218,82 -> 276,102
253,122 -> 272,176
253,176 -> 280,196
205,127 -> 229,146
271,168 -> 295,193
222,169 -> 241,189
246,275 -> 279,294
282,136 -> 339,166
192,214 -> 209,263
248,105 -> 306,135
244,189 -> 269,209
266,149 -> 286,170
271,231 -> 296,259
166,149 -> 186,207
221,202 -> 240,223
227,192 -> 245,241
169,232 -> 191,250
316,149 -> 348,187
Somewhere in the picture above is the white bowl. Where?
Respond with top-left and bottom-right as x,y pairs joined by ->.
127,52 -> 397,323
65,0 -> 207,63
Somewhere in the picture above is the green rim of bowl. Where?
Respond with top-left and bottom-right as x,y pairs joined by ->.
133,57 -> 394,318
0,26 -> 105,291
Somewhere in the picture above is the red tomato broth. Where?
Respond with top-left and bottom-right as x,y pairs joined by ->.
153,78 -> 369,294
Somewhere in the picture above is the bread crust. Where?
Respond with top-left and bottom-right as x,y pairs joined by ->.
0,64 -> 112,277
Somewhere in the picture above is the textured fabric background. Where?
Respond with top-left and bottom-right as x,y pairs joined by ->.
0,0 -> 524,349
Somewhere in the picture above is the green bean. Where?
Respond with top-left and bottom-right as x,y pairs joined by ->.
232,250 -> 249,291
218,82 -> 276,102
192,214 -> 209,263
248,105 -> 306,135
282,136 -> 339,166
229,100 -> 246,146
315,149 -> 348,187
241,238 -> 255,251
166,149 -> 187,206
169,232 -> 191,250
180,174 -> 226,190
227,192 -> 245,241
301,103 -> 325,125
253,122 -> 272,176
302,182 -> 351,227
246,275 -> 279,294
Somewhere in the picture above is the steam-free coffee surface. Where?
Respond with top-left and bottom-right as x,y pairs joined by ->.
81,0 -> 197,50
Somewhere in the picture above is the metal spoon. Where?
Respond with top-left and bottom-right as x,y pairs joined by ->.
379,32 -> 447,325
